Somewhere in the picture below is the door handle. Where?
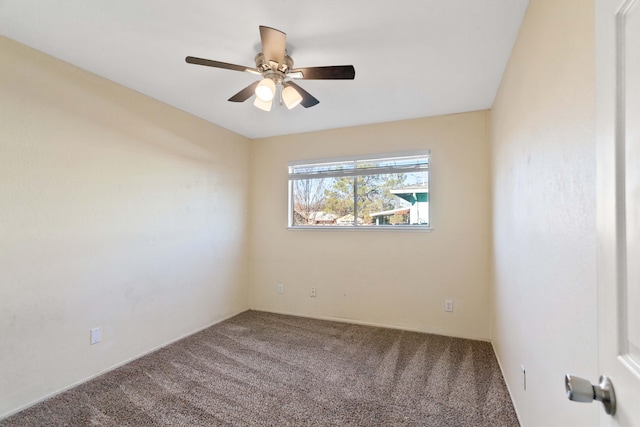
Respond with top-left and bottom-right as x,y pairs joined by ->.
565,374 -> 616,415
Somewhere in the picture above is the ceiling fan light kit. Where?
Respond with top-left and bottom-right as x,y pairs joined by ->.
282,84 -> 303,109
185,26 -> 355,112
253,96 -> 273,112
255,77 -> 276,102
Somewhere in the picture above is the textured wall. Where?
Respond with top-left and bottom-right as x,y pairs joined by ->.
249,111 -> 493,341
0,37 -> 251,418
489,0 -> 597,425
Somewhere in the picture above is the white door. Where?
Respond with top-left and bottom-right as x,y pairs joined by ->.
596,0 -> 640,424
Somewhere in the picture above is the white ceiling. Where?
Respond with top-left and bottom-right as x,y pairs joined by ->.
1,0 -> 529,139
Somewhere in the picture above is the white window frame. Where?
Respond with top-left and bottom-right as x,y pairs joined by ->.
287,150 -> 431,231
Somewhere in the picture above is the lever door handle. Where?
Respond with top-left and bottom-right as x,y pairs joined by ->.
565,374 -> 616,415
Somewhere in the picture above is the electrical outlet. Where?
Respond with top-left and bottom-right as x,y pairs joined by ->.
90,327 -> 101,345
277,283 -> 283,294
521,365 -> 526,391
310,287 -> 316,297
444,299 -> 453,312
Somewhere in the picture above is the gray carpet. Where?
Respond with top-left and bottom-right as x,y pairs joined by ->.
2,311 -> 519,426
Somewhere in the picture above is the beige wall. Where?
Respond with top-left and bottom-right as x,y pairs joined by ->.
490,0 -> 597,425
0,37 -> 251,418
250,111 -> 493,340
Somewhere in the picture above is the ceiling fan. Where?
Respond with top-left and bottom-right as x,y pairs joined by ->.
185,26 -> 355,111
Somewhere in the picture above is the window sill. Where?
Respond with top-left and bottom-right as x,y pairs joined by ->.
287,225 -> 433,232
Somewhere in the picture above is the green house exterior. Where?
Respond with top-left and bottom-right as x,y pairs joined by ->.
370,185 -> 429,225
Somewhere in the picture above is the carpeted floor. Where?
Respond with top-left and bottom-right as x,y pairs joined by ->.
1,311 -> 519,426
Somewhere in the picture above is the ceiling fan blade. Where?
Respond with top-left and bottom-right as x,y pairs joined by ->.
186,56 -> 259,74
285,81 -> 320,108
290,65 -> 355,80
259,26 -> 286,65
228,81 -> 260,102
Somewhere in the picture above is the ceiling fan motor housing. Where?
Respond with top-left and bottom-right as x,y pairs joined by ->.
255,52 -> 293,83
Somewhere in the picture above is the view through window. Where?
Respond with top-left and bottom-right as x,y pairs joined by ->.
288,152 -> 430,228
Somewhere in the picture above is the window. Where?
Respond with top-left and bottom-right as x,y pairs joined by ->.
288,152 -> 430,229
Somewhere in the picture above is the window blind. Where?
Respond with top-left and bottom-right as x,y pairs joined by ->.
289,154 -> 429,180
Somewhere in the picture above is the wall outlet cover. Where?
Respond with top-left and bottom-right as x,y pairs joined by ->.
90,327 -> 102,345
444,299 -> 453,312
